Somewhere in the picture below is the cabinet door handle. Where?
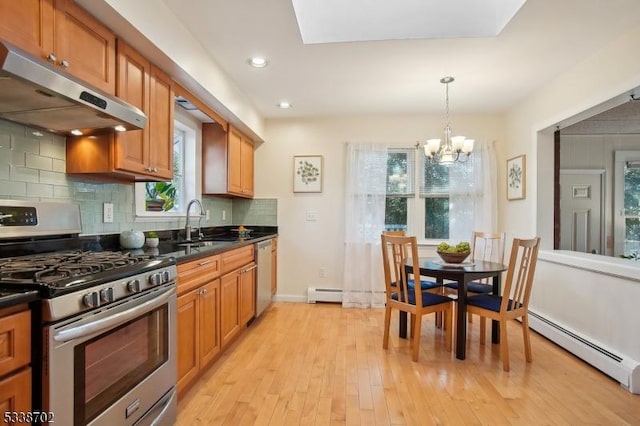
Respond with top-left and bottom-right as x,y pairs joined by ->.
198,260 -> 212,266
47,53 -> 57,63
60,59 -> 70,68
242,264 -> 257,274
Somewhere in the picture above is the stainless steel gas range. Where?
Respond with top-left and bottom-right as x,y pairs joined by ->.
0,200 -> 177,426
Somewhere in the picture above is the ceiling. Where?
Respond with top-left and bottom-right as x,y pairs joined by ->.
159,0 -> 640,120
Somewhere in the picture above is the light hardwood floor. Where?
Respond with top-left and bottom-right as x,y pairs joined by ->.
176,302 -> 640,425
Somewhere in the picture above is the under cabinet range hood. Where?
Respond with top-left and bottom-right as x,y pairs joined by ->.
0,39 -> 146,135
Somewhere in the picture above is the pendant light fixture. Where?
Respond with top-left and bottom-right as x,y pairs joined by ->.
424,77 -> 474,165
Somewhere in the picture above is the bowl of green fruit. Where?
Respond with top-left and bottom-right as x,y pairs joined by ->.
437,241 -> 471,264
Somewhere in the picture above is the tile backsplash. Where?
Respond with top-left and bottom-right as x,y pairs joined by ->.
0,119 -> 277,235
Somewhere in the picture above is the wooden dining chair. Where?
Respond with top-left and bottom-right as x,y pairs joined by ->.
445,231 -> 506,294
382,230 -> 442,292
443,231 -> 506,324
466,237 -> 541,371
381,234 -> 453,361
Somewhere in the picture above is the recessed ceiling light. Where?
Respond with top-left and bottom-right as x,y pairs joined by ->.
70,129 -> 83,136
248,57 -> 268,68
114,125 -> 127,132
277,101 -> 292,109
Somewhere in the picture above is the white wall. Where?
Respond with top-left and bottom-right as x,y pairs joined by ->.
504,26 -> 640,368
257,115 -> 504,300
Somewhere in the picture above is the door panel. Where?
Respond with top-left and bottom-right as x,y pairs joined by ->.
560,171 -> 604,254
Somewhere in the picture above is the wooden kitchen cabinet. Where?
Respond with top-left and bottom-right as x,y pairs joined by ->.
66,41 -> 174,181
113,40 -> 174,180
0,307 -> 32,424
220,245 -> 256,347
0,0 -> 116,95
176,255 -> 221,396
202,123 -> 254,198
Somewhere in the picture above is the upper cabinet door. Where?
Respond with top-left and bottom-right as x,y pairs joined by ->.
54,0 -> 116,95
0,0 -> 54,58
227,127 -> 243,195
148,65 -> 174,180
115,40 -> 150,175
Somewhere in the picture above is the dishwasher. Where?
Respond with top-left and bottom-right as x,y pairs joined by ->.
255,239 -> 273,317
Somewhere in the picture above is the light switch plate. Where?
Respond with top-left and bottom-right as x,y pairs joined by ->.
306,211 -> 319,221
103,202 -> 114,223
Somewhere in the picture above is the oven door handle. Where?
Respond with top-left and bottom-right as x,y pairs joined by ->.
53,287 -> 174,342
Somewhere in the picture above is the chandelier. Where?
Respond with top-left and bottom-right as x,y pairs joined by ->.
423,77 -> 474,165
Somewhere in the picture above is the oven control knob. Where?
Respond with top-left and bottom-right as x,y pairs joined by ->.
149,273 -> 162,286
161,270 -> 171,283
127,279 -> 141,293
82,292 -> 99,308
100,287 -> 114,303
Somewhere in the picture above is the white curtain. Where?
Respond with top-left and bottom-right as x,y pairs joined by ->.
449,140 -> 498,242
342,142 -> 389,308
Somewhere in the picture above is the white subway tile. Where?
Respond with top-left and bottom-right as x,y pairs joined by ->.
26,153 -> 53,170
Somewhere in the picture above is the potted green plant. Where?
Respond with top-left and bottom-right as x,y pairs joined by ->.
145,231 -> 160,248
145,182 -> 176,212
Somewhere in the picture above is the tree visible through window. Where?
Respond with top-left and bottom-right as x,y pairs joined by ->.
623,163 -> 640,258
384,147 -> 479,240
144,128 -> 185,213
385,150 -> 412,231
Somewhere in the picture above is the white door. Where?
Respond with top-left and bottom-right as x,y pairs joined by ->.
560,170 -> 604,254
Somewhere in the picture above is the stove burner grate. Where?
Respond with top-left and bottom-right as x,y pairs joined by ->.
0,250 -> 162,285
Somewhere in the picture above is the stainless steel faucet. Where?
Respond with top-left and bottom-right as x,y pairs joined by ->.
184,199 -> 205,242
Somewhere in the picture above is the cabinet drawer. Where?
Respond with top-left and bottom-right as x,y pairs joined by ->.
177,255 -> 221,295
221,245 -> 254,275
0,367 -> 31,422
0,310 -> 30,378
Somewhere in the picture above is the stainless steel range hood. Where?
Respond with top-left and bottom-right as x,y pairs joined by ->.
0,39 -> 146,135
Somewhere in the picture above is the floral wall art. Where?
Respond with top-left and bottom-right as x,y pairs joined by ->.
507,154 -> 526,200
293,155 -> 323,193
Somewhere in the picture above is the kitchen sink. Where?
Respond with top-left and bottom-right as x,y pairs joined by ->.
175,241 -> 227,248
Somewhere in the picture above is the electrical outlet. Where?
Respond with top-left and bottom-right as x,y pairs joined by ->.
222,210 -> 226,221
205,209 -> 210,220
319,267 -> 326,278
103,202 -> 114,223
306,211 -> 319,221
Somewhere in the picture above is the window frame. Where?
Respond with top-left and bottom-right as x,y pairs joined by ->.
134,109 -> 199,220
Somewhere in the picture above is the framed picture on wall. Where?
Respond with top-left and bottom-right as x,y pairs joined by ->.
507,154 -> 526,200
293,155 -> 323,193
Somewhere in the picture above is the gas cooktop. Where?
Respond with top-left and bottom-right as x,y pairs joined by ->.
0,250 -> 175,297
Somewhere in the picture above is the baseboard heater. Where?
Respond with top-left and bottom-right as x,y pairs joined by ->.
307,287 -> 342,303
528,311 -> 639,394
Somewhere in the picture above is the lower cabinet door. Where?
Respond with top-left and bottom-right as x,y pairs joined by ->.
199,279 -> 221,366
220,272 -> 240,348
177,290 -> 199,394
0,367 -> 31,425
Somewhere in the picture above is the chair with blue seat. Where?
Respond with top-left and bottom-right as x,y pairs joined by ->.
381,233 -> 453,361
466,237 -> 541,371
444,231 -> 506,294
382,231 -> 442,292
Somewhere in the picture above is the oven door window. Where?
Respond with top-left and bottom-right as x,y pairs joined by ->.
74,304 -> 168,425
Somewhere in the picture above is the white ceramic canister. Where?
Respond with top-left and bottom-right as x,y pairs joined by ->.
119,230 -> 145,249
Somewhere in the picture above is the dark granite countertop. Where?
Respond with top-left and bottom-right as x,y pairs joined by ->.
0,289 -> 39,309
141,233 -> 278,263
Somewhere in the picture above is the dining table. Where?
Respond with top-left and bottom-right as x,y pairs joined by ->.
402,258 -> 508,360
